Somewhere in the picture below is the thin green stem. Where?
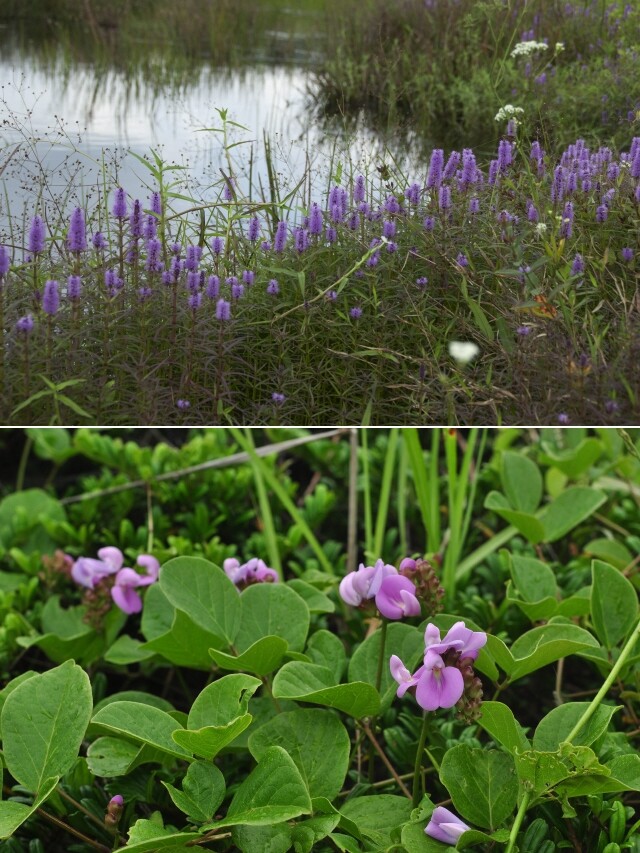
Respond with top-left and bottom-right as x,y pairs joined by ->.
373,428 -> 399,559
362,428 -> 373,559
16,435 -> 33,492
374,619 -> 389,694
565,612 -> 640,744
505,789 -> 531,853
412,712 -> 430,808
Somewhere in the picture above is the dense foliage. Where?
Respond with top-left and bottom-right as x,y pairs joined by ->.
0,427 -> 638,851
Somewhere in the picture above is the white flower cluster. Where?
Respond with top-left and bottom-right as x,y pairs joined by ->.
535,222 -> 548,236
510,40 -> 549,58
494,104 -> 525,123
555,42 -> 565,52
448,341 -> 480,365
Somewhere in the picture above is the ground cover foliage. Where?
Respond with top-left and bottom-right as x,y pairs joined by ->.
0,426 -> 638,852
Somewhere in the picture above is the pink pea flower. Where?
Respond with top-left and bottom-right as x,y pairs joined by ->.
425,807 -> 469,844
71,546 -> 125,588
375,575 -> 421,620
423,621 -> 487,660
339,559 -> 397,606
414,649 -> 465,710
389,654 -> 420,697
111,556 -> 159,615
224,557 -> 278,586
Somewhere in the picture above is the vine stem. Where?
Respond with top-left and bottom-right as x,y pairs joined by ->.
375,619 -> 388,694
565,612 -> 640,744
412,712 -> 430,808
505,789 -> 531,853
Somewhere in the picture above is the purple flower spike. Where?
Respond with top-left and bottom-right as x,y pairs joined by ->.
274,220 -> 288,253
177,399 -> 191,410
272,392 -> 286,404
248,216 -> 260,242
415,649 -> 465,710
67,207 -> 87,252
425,807 -> 470,845
28,215 -> 46,255
0,245 -> 10,277
92,231 -> 108,251
375,575 -> 421,620
67,275 -> 82,300
390,655 -> 419,697
16,314 -> 34,334
42,280 -> 60,316
216,298 -> 231,320
112,188 -> 128,219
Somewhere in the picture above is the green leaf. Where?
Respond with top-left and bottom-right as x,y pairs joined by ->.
204,745 -> 312,829
290,814 -> 340,853
514,743 -> 610,800
91,701 -> 193,761
249,708 -> 350,801
142,607 -> 225,668
1,660 -> 92,792
0,776 -> 59,839
287,579 -> 335,613
163,761 -> 226,822
439,745 -> 518,831
509,554 -> 557,602
172,714 -> 253,759
484,492 -> 545,544
501,452 -> 542,512
26,428 -> 74,463
401,820 -> 450,852
232,823 -> 292,853
0,489 -> 66,553
86,737 -> 140,776
348,622 -> 424,710
209,636 -> 289,675
508,624 -> 600,680
186,674 -> 262,729
236,583 -> 310,652
123,817 -> 200,852
159,556 -> 241,646
533,702 -> 620,751
93,691 -> 175,715
540,438 -> 603,479
591,560 -> 638,649
540,487 -> 606,542
340,795 -> 413,847
105,635 -> 157,665
305,630 -> 347,682
272,662 -> 380,717
583,538 -> 633,571
457,829 -> 511,848
477,701 -> 530,754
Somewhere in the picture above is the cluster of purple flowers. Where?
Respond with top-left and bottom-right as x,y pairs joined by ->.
390,620 -> 486,711
339,558 -> 421,620
71,546 -> 159,614
223,557 -> 279,587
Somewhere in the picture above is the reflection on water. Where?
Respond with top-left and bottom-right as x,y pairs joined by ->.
0,1 -> 426,238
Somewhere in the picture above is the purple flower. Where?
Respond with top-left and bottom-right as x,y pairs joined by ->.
456,252 -> 469,268
443,151 -> 460,180
185,245 -> 202,271
16,314 -> 34,334
558,412 -> 570,424
188,291 -> 202,310
468,197 -> 480,215
177,399 -> 191,410
243,269 -> 255,286
416,276 -> 428,287
438,185 -> 451,211
376,575 -> 421,620
415,649 -> 465,709
621,247 -> 633,262
326,226 -> 338,244
150,191 -> 162,216
339,559 -> 397,606
382,220 -> 396,239
248,216 -> 260,242
112,188 -> 128,219
405,182 -> 420,205
294,227 -> 309,253
272,392 -> 286,404
274,220 -> 288,253
28,215 -> 46,255
389,655 -> 420,697
353,174 -> 366,203
267,278 -> 279,295
111,556 -> 159,614
71,546 -> 124,588
231,282 -> 244,299
92,231 -> 108,250
571,253 -> 585,275
211,236 -> 224,255
309,203 -> 323,236
105,269 -> 123,295
42,280 -> 60,315
426,149 -> 444,188
129,200 -> 143,239
431,621 -> 487,660
216,298 -> 231,320
497,140 -> 513,170
67,207 -> 87,252
224,557 -> 278,585
425,807 -> 470,844
517,325 -> 532,336
530,141 -> 543,161
206,275 -> 220,298
595,204 -> 608,223
0,245 -> 11,277
350,306 -> 363,319
67,275 -> 82,300
145,238 -> 163,272
423,216 -> 435,232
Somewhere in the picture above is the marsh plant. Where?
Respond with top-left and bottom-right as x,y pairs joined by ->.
0,109 -> 638,425
316,0 -> 640,150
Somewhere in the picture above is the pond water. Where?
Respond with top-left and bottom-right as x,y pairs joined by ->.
0,1 -> 424,237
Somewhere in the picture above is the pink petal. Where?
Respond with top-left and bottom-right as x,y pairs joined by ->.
339,572 -> 363,606
399,588 -> 421,616
136,554 -> 159,583
115,568 -> 144,588
97,546 -> 124,572
111,584 -> 142,614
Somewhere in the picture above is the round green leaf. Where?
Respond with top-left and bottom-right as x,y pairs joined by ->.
236,583 -> 310,653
